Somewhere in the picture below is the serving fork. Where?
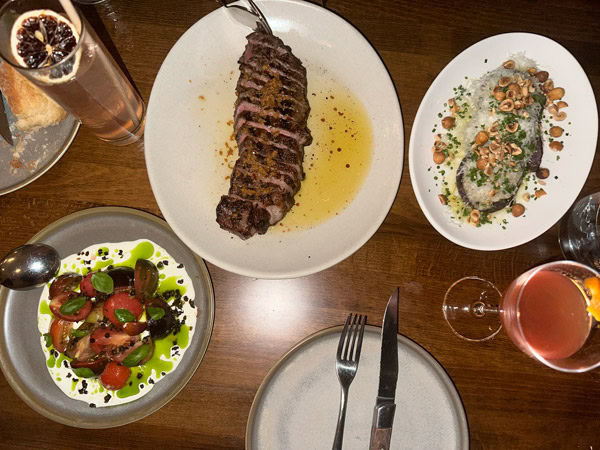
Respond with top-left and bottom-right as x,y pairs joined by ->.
332,313 -> 367,450
217,0 -> 273,35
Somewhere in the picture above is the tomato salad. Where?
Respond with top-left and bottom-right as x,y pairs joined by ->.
38,240 -> 197,407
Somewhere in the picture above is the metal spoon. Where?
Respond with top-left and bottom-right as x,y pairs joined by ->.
218,0 -> 273,35
0,244 -> 60,290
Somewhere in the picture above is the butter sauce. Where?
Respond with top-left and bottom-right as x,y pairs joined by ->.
277,82 -> 373,231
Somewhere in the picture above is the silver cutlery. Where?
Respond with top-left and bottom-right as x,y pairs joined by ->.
369,289 -> 399,450
217,0 -> 273,35
332,313 -> 367,450
0,91 -> 13,146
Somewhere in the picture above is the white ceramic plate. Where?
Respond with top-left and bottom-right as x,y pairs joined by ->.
0,93 -> 79,196
409,33 -> 598,250
145,0 -> 403,279
246,326 -> 469,449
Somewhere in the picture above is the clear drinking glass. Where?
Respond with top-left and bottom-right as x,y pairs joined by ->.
559,192 -> 600,271
443,261 -> 600,373
0,0 -> 145,146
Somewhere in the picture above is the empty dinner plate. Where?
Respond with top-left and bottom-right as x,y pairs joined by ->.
246,326 -> 469,449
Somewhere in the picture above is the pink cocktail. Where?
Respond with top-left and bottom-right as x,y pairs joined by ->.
444,261 -> 600,373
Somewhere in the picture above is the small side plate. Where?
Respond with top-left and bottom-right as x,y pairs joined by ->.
0,94 -> 80,196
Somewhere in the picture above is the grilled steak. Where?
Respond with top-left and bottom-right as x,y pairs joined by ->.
216,31 -> 312,239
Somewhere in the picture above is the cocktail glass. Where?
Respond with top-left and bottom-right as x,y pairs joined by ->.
559,192 -> 600,271
0,0 -> 145,146
443,260 -> 600,373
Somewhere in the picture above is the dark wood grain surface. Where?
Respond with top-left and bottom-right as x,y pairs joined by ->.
1,0 -> 600,448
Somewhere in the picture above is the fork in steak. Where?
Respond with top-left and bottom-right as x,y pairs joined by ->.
216,31 -> 312,239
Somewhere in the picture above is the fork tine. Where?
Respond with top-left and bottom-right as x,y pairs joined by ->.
354,315 -> 367,361
346,314 -> 359,361
337,314 -> 352,359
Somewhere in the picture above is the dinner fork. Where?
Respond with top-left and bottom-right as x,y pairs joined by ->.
332,313 -> 367,450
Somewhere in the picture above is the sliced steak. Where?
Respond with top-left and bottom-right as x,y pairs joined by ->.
217,31 -> 311,239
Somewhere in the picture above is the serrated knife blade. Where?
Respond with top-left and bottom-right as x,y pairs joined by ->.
0,91 -> 14,146
369,288 -> 399,450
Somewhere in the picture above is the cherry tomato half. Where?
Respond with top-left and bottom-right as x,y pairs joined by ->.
103,292 -> 143,328
90,327 -> 139,358
49,318 -> 73,353
100,361 -> 131,390
49,291 -> 92,322
80,272 -> 97,297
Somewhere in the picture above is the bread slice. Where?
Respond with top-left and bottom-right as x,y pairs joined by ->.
0,63 -> 67,132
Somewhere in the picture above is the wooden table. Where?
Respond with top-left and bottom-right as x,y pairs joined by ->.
1,0 -> 599,448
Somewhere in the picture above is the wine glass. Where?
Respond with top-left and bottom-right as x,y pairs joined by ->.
443,260 -> 600,373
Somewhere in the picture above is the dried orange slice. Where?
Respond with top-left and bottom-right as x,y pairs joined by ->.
584,276 -> 600,321
10,10 -> 79,82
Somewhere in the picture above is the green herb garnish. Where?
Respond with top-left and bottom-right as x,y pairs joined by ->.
91,272 -> 114,294
147,307 -> 165,321
59,296 -> 87,315
123,344 -> 151,367
115,308 -> 136,324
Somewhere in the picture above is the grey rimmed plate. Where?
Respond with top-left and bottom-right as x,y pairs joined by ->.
246,325 -> 469,449
0,207 -> 215,428
0,94 -> 79,196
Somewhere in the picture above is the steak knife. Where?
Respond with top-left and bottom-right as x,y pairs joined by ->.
369,288 -> 399,450
0,91 -> 13,146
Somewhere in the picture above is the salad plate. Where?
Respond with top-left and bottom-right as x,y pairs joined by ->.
246,325 -> 469,449
0,207 -> 215,428
145,0 -> 403,279
409,33 -> 598,250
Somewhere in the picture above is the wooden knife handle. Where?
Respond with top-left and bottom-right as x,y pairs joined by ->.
370,427 -> 393,450
369,403 -> 395,450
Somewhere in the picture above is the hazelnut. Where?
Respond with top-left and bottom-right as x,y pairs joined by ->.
506,122 -> 519,133
503,60 -> 515,69
556,101 -> 568,109
476,158 -> 487,171
433,151 -> 446,164
493,86 -> 505,101
549,126 -> 563,137
441,116 -> 455,129
438,194 -> 447,205
475,131 -> 489,145
534,71 -> 549,82
549,141 -> 564,151
498,76 -> 512,87
547,87 -> 565,101
535,189 -> 547,199
536,168 -> 550,179
527,67 -> 537,75
499,99 -> 514,112
511,203 -> 525,217
484,165 -> 494,177
543,79 -> 554,92
470,209 -> 481,224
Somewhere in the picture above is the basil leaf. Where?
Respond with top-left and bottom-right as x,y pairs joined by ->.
147,306 -> 165,321
115,308 -> 136,323
123,344 -> 151,367
70,328 -> 91,338
73,368 -> 95,378
43,333 -> 52,348
59,296 -> 87,315
91,272 -> 114,294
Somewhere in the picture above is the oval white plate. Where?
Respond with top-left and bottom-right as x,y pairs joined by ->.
246,326 -> 469,449
145,0 -> 403,279
409,33 -> 598,250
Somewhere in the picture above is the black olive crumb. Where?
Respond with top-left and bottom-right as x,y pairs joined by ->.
137,373 -> 143,379
148,378 -> 155,384
89,403 -> 96,408
177,263 -> 184,269
129,381 -> 133,386
104,394 -> 112,403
